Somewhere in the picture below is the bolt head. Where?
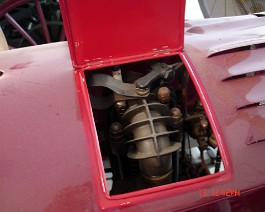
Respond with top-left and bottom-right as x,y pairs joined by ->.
115,101 -> 127,112
135,87 -> 150,96
158,87 -> 170,103
171,108 -> 182,120
110,122 -> 123,134
200,118 -> 208,129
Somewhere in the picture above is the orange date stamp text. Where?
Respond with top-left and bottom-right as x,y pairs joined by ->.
199,188 -> 241,197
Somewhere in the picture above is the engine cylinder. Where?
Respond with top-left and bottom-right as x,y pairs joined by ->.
121,98 -> 182,186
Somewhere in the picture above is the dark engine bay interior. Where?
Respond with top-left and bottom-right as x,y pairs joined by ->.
85,55 -> 224,195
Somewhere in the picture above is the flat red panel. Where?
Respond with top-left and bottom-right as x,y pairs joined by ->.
60,0 -> 185,69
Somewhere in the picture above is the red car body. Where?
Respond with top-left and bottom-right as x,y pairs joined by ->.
0,0 -> 265,211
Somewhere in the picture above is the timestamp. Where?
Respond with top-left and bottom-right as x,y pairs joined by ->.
199,188 -> 241,197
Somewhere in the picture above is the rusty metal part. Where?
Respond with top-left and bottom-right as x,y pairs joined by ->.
113,68 -> 127,115
187,111 -> 211,175
135,87 -> 150,96
170,107 -> 183,144
88,70 -> 147,109
185,114 -> 204,121
109,122 -> 123,143
171,108 -> 182,122
195,100 -> 204,112
188,114 -> 209,139
186,109 -> 212,175
89,93 -> 139,110
114,101 -> 127,116
209,132 -> 217,148
87,74 -> 148,97
88,63 -> 182,108
121,98 -> 182,185
157,87 -> 171,104
142,169 -> 173,186
135,63 -> 180,89
200,118 -> 208,130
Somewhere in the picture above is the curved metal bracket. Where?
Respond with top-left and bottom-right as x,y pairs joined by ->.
87,74 -> 149,97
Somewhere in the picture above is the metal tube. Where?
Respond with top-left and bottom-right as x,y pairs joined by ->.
4,13 -> 37,46
35,0 -> 51,43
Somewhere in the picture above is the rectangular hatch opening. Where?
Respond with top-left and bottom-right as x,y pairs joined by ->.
85,55 -> 225,196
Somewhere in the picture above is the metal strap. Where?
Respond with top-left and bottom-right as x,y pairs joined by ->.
87,74 -> 148,97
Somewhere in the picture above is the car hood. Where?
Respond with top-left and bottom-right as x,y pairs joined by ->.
184,14 -> 265,190
59,0 -> 185,69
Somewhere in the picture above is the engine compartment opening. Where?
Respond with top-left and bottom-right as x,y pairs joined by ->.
85,55 -> 224,195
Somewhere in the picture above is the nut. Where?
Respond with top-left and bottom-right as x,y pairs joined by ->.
157,87 -> 170,103
135,87 -> 150,96
115,101 -> 127,113
110,122 -> 123,134
171,108 -> 182,120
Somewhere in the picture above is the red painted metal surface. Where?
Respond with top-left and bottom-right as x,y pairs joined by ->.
0,43 -> 229,212
0,1 -> 265,211
184,12 -> 265,201
0,40 -> 263,211
66,10 -> 265,211
59,0 -> 185,69
0,42 -> 98,211
184,15 -> 265,57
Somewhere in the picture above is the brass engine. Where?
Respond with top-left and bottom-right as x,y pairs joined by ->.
87,60 -> 221,195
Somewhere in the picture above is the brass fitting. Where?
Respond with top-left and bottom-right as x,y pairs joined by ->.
157,87 -> 171,104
